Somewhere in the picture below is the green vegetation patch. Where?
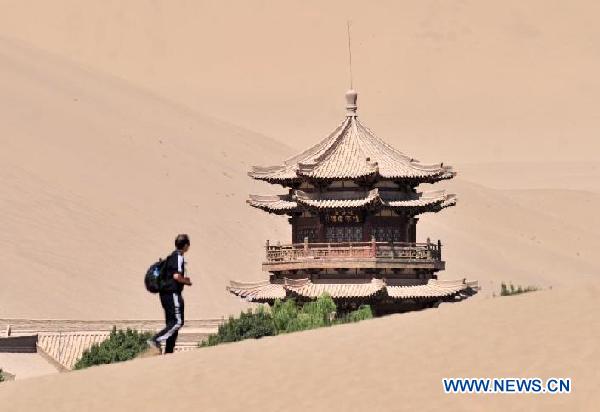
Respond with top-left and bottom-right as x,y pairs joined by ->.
0,368 -> 4,383
74,327 -> 153,370
201,294 -> 373,347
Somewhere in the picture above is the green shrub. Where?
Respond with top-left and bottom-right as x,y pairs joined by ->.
0,368 -> 4,383
337,305 -> 374,323
271,298 -> 299,332
278,294 -> 337,333
201,306 -> 277,347
74,327 -> 153,370
500,282 -> 539,296
201,294 -> 373,347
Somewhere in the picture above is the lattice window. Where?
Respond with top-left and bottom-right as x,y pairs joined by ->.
325,226 -> 363,243
373,226 -> 405,242
295,227 -> 318,243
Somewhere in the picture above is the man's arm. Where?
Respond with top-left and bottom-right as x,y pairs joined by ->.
173,254 -> 191,285
173,273 -> 192,286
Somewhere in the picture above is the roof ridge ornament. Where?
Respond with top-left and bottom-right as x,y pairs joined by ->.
345,21 -> 358,117
345,89 -> 358,117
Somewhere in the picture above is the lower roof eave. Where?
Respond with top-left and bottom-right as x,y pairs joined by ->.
226,281 -> 287,302
228,278 -> 478,302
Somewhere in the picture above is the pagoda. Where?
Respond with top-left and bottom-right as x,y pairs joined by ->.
228,90 -> 477,315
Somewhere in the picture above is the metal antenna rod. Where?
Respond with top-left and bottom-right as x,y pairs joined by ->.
347,20 -> 353,89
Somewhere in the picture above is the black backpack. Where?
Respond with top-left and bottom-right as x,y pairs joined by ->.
144,257 -> 169,294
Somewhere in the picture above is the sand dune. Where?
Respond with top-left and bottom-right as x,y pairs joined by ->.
1,36 -> 599,319
421,180 -> 600,294
0,37 -> 291,319
457,162 -> 600,193
0,354 -> 58,381
1,1 -> 599,165
0,1 -> 599,410
1,283 -> 598,411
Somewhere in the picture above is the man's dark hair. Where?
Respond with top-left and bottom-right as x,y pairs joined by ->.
175,234 -> 190,250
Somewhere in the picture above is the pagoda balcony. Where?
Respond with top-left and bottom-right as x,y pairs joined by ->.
262,240 -> 445,273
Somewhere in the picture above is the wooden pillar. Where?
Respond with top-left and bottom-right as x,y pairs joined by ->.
403,217 -> 410,242
363,213 -> 372,241
318,213 -> 326,242
371,235 -> 376,257
291,216 -> 297,243
408,217 -> 418,242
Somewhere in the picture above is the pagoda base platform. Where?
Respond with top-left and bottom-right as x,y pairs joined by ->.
227,278 -> 478,315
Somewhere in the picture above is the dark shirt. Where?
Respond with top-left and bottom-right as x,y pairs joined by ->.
160,250 -> 185,294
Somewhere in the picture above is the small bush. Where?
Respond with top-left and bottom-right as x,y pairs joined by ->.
500,282 -> 539,296
271,298 -> 299,332
0,368 -> 4,383
201,306 -> 277,347
337,305 -> 374,323
201,294 -> 373,347
74,327 -> 153,370
280,294 -> 337,332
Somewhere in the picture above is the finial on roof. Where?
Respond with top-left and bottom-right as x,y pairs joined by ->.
345,89 -> 358,116
347,21 -> 354,89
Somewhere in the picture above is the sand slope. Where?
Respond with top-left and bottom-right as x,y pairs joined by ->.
0,37 -> 291,319
1,1 -> 600,164
0,354 -> 58,380
1,37 -> 599,319
1,284 -> 598,411
0,2 -> 598,410
421,180 -> 600,294
457,162 -> 600,193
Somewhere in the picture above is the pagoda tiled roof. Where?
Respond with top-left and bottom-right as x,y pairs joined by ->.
227,280 -> 286,301
38,332 -> 110,370
247,194 -> 297,212
296,188 -> 381,208
386,279 -> 477,299
284,278 -> 385,298
226,278 -> 477,302
247,189 -> 456,214
249,106 -> 455,184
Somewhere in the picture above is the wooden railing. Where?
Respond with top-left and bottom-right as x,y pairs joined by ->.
265,239 -> 442,262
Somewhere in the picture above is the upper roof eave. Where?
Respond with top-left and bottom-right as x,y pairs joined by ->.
247,189 -> 457,214
248,169 -> 455,185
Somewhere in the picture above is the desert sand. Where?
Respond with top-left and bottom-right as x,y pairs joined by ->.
0,354 -> 58,381
0,0 -> 599,410
1,285 -> 599,411
1,0 -> 598,164
1,21 -> 598,319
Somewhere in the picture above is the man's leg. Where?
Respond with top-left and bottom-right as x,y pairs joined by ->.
152,293 -> 175,343
164,330 -> 178,354
155,292 -> 183,352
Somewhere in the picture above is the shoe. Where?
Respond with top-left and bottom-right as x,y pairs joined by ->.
143,338 -> 162,356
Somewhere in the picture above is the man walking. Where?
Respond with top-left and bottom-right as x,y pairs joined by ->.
149,234 -> 192,354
